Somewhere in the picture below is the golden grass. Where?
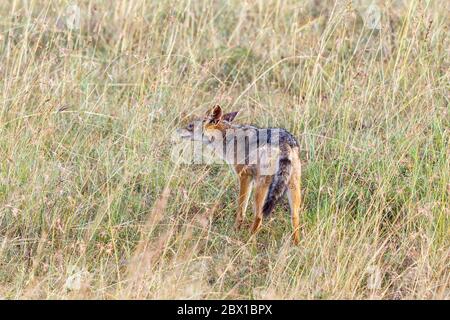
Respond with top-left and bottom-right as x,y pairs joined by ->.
0,0 -> 448,299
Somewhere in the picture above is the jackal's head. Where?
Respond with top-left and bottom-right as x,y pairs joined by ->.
177,105 -> 238,144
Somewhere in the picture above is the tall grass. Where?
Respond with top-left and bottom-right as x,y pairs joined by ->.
0,0 -> 448,299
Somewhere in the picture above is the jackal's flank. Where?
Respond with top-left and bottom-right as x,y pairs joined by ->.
177,105 -> 302,244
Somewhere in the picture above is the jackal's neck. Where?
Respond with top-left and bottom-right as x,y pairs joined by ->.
203,123 -> 260,165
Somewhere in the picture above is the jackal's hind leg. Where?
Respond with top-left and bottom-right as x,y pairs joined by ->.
251,176 -> 271,234
287,172 -> 301,245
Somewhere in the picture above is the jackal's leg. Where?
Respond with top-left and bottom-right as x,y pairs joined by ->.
287,172 -> 301,245
251,176 -> 271,234
235,174 -> 253,229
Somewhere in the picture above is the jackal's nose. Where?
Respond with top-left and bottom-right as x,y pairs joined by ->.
176,128 -> 191,139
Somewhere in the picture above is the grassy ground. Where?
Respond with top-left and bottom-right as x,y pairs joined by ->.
0,0 -> 448,299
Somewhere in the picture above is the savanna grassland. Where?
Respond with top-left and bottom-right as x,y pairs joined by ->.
0,0 -> 448,299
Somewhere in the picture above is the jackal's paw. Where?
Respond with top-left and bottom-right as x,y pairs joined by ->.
234,219 -> 243,230
250,221 -> 262,234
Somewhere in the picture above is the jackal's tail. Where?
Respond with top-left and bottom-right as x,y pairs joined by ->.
262,155 -> 292,217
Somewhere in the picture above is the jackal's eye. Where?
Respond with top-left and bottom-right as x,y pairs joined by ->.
187,123 -> 194,131
206,117 -> 218,125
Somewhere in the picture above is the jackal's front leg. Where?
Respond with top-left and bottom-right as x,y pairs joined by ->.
235,174 -> 252,230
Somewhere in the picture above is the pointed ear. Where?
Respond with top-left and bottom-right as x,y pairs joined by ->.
210,105 -> 223,121
222,111 -> 239,122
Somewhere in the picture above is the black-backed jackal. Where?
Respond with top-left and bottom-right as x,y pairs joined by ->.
177,105 -> 302,244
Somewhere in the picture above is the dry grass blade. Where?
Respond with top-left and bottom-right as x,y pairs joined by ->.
123,187 -> 171,298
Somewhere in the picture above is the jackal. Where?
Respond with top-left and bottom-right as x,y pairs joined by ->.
177,105 -> 302,244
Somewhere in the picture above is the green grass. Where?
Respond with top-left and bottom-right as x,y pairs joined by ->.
0,0 -> 448,299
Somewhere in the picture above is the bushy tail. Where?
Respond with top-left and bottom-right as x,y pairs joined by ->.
262,157 -> 292,217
